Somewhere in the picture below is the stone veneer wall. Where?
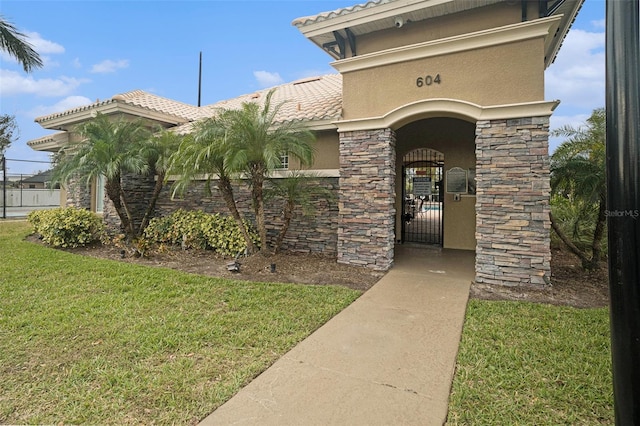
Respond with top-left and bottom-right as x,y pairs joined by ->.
102,173 -> 156,232
104,176 -> 340,254
65,175 -> 91,209
475,116 -> 551,286
337,129 -> 396,270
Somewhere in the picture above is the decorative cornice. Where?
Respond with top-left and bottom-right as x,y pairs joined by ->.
331,15 -> 562,73
334,98 -> 560,132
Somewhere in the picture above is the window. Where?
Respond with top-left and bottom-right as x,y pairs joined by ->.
278,152 -> 289,170
95,175 -> 105,213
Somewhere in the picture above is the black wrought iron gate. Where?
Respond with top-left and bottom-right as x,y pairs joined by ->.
401,148 -> 444,245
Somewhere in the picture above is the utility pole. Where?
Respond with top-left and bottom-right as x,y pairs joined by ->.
198,51 -> 202,107
605,0 -> 640,424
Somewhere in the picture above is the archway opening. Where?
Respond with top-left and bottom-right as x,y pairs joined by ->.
401,148 -> 444,245
394,117 -> 477,251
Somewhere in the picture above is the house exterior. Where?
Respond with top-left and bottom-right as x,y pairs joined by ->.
28,0 -> 584,286
19,170 -> 59,189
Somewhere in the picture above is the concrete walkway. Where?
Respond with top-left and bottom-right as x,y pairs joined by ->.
200,246 -> 474,426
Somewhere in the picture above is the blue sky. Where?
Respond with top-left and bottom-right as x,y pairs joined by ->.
1,0 -> 605,175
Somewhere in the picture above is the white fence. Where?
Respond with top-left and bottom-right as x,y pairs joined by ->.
1,189 -> 61,207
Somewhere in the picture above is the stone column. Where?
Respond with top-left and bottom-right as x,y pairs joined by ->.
475,116 -> 551,286
338,129 -> 396,270
64,175 -> 91,209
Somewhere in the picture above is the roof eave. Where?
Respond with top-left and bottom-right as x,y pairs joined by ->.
36,101 -> 189,131
544,0 -> 585,67
27,132 -> 69,152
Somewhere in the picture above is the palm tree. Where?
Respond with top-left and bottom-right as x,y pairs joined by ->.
265,171 -> 335,253
222,89 -> 315,253
0,16 -> 43,73
550,108 -> 606,270
53,113 -> 153,239
169,118 -> 258,253
138,128 -> 184,234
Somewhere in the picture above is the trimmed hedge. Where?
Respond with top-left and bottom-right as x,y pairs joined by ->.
143,209 -> 258,256
27,207 -> 105,248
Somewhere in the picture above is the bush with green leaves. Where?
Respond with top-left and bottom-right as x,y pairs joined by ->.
143,209 -> 258,256
27,207 -> 105,248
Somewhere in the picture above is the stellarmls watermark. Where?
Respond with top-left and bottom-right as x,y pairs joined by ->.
605,210 -> 639,220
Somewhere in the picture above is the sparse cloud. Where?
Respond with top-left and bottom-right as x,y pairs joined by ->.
253,70 -> 284,88
72,58 -> 82,68
0,32 -> 65,69
24,31 -> 65,54
29,96 -> 94,119
91,59 -> 129,74
546,29 -> 605,109
591,19 -> 605,29
0,69 -> 89,97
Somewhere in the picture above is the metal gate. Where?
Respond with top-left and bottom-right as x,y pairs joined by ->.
401,148 -> 444,245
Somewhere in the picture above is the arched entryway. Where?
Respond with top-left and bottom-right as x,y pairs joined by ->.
401,148 -> 444,245
395,117 -> 477,251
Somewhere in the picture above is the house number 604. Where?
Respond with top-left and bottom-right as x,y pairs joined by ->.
416,74 -> 441,87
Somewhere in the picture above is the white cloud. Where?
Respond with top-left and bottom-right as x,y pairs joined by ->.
253,70 -> 284,88
24,31 -> 65,55
0,69 -> 89,96
72,58 -> 82,68
0,31 -> 65,67
29,95 -> 94,119
546,29 -> 605,109
591,19 -> 605,29
91,59 -> 129,74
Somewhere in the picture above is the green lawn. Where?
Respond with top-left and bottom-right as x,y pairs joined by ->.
0,221 -> 361,424
448,299 -> 613,425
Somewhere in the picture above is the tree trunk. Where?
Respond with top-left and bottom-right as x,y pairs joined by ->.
273,199 -> 295,254
588,197 -> 607,270
105,176 -> 134,239
250,166 -> 269,254
549,211 -> 592,270
217,176 -> 257,254
138,169 -> 164,236
119,186 -> 135,238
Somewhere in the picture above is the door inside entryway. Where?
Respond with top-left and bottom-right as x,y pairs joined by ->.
401,148 -> 444,245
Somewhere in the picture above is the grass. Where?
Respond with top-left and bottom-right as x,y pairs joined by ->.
0,221 -> 361,424
448,299 -> 613,425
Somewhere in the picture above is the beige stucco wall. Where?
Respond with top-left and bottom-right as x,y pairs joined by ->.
396,118 -> 476,250
310,130 -> 340,170
341,37 -> 545,121
357,2 -> 538,56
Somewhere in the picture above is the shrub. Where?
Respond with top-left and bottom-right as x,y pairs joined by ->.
28,207 -> 105,248
26,209 -> 45,233
144,209 -> 258,256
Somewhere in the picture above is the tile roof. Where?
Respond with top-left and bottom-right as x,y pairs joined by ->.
112,90 -> 203,120
35,91 -> 199,124
35,74 -> 343,129
203,74 -> 343,124
292,0 -> 391,27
